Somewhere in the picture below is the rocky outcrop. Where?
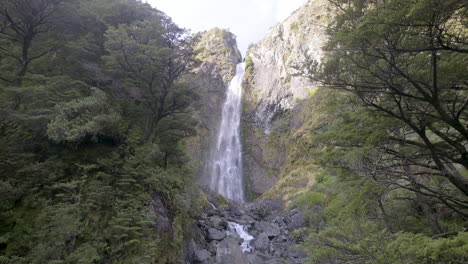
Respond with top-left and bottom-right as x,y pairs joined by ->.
194,28 -> 242,85
242,0 -> 332,197
186,28 -> 242,180
183,190 -> 308,264
244,0 -> 329,127
151,194 -> 173,236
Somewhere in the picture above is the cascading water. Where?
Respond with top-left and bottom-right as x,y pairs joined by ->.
209,63 -> 246,202
227,222 -> 254,252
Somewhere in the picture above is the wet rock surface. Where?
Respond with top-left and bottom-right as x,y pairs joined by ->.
184,190 -> 307,264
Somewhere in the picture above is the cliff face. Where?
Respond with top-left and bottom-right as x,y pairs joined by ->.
186,28 -> 242,181
242,0 -> 332,197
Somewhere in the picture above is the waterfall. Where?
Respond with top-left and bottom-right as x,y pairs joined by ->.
209,63 -> 246,202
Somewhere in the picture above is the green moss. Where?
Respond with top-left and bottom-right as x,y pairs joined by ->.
193,28 -> 238,82
282,50 -> 292,62
308,87 -> 318,97
290,22 -> 300,32
245,56 -> 255,83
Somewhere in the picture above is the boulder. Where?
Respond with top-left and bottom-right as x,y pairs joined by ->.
288,210 -> 305,229
253,233 -> 269,252
255,222 -> 281,238
245,199 -> 282,220
247,253 -> 266,264
194,249 -> 211,263
215,238 -> 249,264
208,228 -> 225,241
208,216 -> 227,230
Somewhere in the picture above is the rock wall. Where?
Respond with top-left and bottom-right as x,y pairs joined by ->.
242,0 -> 332,197
186,28 -> 242,182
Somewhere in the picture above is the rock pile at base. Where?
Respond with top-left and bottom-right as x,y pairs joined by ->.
184,190 -> 307,264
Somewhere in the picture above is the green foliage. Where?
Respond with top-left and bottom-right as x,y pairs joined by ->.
290,22 -> 300,31
0,144 -> 199,263
0,0 -> 202,263
306,220 -> 468,264
299,169 -> 468,264
47,88 -> 121,143
286,4 -> 468,262
280,86 -> 467,263
386,232 -> 468,263
320,0 -> 468,197
0,0 -> 70,84
192,28 -> 239,84
292,191 -> 324,209
103,16 -> 198,143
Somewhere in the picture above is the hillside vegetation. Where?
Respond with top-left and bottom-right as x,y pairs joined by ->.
259,0 -> 468,263
0,0 -> 205,263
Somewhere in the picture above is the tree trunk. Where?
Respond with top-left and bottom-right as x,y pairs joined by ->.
415,191 -> 443,235
14,34 -> 33,86
409,178 -> 443,235
143,116 -> 155,143
163,153 -> 168,170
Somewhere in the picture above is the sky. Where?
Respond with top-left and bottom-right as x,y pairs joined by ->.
146,0 -> 307,55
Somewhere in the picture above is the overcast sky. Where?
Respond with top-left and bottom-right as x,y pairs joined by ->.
147,0 -> 307,55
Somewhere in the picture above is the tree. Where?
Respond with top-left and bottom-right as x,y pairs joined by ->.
0,0 -> 200,262
289,89 -> 468,263
0,0 -> 67,84
318,0 -> 468,197
155,113 -> 198,169
104,14 -> 198,143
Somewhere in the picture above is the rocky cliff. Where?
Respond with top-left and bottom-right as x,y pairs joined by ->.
186,28 -> 242,180
242,0 -> 332,198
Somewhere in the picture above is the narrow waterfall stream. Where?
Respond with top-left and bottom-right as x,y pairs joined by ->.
208,63 -> 255,252
227,221 -> 254,252
209,62 -> 246,202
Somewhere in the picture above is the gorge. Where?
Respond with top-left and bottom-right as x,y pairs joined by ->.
0,0 -> 466,264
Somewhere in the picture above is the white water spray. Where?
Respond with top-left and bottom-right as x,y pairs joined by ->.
209,63 -> 245,202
